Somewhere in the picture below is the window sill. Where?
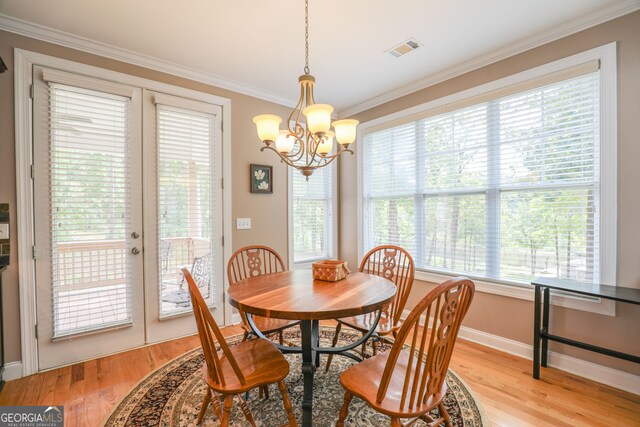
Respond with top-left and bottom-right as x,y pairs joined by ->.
293,257 -> 332,269
414,269 -> 616,316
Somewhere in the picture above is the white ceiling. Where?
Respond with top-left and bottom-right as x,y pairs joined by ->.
0,0 -> 638,115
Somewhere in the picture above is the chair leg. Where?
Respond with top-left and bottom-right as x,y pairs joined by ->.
277,380 -> 298,427
242,330 -> 249,342
390,417 -> 403,427
196,388 -> 211,424
279,330 -> 284,345
372,335 -> 379,356
438,402 -> 452,427
336,390 -> 353,427
220,395 -> 234,427
361,331 -> 367,356
325,322 -> 342,372
238,395 -> 257,427
211,392 -> 223,419
258,385 -> 269,399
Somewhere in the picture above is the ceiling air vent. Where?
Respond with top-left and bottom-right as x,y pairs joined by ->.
386,38 -> 422,58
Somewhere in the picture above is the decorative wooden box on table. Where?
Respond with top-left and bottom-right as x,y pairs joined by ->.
312,260 -> 350,282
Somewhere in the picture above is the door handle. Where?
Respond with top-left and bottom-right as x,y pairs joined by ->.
131,231 -> 140,239
131,247 -> 141,255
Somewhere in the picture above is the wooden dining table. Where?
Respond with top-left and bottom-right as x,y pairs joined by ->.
227,269 -> 397,427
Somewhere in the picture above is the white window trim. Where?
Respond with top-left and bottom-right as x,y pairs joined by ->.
288,162 -> 338,269
14,49 -> 233,376
357,42 -> 617,315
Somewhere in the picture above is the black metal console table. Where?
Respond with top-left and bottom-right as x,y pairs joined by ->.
531,277 -> 640,379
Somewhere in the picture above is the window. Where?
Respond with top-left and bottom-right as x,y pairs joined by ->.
289,163 -> 336,265
156,100 -> 219,316
360,49 -> 616,288
48,82 -> 133,337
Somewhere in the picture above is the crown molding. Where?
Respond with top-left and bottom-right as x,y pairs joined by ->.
0,13 -> 297,108
337,0 -> 640,118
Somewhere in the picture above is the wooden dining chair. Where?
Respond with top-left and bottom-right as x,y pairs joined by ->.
184,268 -> 298,426
326,245 -> 415,371
336,277 -> 475,427
228,246 -> 300,344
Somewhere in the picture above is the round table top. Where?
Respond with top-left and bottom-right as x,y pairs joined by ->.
227,270 -> 397,321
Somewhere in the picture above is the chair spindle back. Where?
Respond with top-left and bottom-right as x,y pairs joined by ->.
184,268 -> 246,387
359,245 -> 415,320
227,245 -> 286,285
375,277 -> 475,411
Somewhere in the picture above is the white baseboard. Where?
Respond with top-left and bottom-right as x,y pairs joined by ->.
2,361 -> 23,382
402,309 -> 640,395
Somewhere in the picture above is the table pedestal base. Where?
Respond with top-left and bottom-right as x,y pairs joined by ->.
300,320 -> 318,427
246,313 -> 382,427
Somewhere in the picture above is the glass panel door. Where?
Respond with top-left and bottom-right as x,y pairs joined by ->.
143,92 -> 224,343
33,67 -> 145,370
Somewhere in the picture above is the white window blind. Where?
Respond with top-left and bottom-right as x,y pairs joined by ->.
291,164 -> 334,264
49,83 -> 133,337
363,69 -> 601,285
156,104 -> 217,315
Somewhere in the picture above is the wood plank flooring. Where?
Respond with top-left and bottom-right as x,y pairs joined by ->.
0,323 -> 638,426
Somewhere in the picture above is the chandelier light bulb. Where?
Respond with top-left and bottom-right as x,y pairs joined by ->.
253,114 -> 282,143
302,104 -> 334,134
275,130 -> 295,154
332,119 -> 359,147
317,131 -> 334,155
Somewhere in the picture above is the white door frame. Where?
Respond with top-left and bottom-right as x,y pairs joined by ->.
14,49 -> 233,376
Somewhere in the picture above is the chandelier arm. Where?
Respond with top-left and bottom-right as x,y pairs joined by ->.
310,148 -> 354,168
288,83 -> 305,134
294,122 -> 305,140
307,133 -> 322,165
308,82 -> 316,105
260,145 -> 299,168
283,137 -> 307,163
283,143 -> 303,161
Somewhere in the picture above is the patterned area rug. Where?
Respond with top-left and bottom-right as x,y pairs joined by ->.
105,326 -> 487,426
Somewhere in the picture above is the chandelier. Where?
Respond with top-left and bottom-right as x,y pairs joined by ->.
252,0 -> 358,179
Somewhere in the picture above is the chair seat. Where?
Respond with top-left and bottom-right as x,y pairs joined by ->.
339,349 -> 447,418
337,312 -> 401,336
203,337 -> 290,394
243,315 -> 300,335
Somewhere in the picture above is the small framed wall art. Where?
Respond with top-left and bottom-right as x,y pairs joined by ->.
250,164 -> 273,194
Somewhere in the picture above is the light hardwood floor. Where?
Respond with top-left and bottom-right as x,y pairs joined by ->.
0,323 -> 638,426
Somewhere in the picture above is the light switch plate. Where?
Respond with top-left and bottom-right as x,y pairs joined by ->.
236,218 -> 252,230
0,224 -> 8,239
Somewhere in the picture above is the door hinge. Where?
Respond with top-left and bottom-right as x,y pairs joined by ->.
32,245 -> 36,260
220,120 -> 223,132
34,324 -> 38,340
221,178 -> 224,189
221,235 -> 224,246
31,164 -> 36,180
29,84 -> 34,99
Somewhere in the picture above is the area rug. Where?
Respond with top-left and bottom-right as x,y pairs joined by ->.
105,326 -> 487,426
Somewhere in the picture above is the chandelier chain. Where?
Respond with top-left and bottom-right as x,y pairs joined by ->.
304,0 -> 310,74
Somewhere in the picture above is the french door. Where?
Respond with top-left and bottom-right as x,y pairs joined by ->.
32,66 -> 224,370
142,91 -> 224,343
